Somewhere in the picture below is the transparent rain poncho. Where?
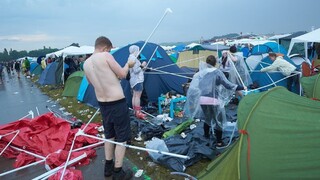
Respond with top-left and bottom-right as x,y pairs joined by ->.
228,52 -> 252,86
184,62 -> 237,129
129,45 -> 144,88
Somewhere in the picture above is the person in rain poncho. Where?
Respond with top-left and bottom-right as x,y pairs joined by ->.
227,46 -> 252,88
219,51 -> 232,79
128,45 -> 147,120
184,55 -> 246,147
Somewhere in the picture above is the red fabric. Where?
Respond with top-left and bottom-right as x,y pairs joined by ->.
49,168 -> 83,180
0,113 -> 102,180
239,129 -> 251,180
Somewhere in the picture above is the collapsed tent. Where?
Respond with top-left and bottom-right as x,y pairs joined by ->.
300,73 -> 320,99
197,87 -> 320,180
249,55 -> 299,93
0,113 -> 100,179
62,71 -> 85,97
112,41 -> 189,104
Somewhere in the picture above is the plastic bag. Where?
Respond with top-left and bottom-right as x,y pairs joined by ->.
145,137 -> 169,162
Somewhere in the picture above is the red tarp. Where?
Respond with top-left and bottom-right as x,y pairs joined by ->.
0,113 -> 102,179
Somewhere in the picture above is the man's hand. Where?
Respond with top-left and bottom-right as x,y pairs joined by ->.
127,59 -> 135,68
244,86 -> 248,91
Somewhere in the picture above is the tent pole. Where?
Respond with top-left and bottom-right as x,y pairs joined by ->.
138,8 -> 172,57
260,64 -> 277,87
145,46 -> 158,68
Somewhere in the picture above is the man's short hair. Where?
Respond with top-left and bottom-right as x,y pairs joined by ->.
206,55 -> 216,67
95,36 -> 112,49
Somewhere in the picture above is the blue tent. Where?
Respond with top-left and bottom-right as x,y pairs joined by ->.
38,62 -> 58,85
30,62 -> 38,72
250,42 -> 288,55
250,56 -> 300,94
77,76 -> 99,109
172,44 -> 186,52
112,41 -> 189,105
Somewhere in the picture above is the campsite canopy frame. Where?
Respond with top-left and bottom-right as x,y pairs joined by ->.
287,28 -> 320,59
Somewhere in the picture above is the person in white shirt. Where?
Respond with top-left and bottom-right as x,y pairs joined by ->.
261,53 -> 298,92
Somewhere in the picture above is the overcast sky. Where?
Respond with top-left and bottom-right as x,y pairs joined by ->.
0,0 -> 319,51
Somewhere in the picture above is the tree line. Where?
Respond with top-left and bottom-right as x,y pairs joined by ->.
0,46 -> 59,62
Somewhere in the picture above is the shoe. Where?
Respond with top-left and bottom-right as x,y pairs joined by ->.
216,142 -> 226,148
113,169 -> 133,180
104,160 -> 114,177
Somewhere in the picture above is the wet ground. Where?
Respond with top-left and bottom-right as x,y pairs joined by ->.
0,70 -> 141,180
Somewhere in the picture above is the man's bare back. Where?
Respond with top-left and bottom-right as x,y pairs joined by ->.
84,52 -> 129,102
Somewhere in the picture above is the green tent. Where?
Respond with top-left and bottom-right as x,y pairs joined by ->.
197,87 -> 320,180
62,71 -> 84,97
300,74 -> 320,99
31,64 -> 43,76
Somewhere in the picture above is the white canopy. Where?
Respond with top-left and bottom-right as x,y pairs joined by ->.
287,28 -> 320,58
46,46 -> 94,58
268,34 -> 291,40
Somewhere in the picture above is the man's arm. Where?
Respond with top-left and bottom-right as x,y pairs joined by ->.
261,61 -> 279,72
107,55 -> 133,79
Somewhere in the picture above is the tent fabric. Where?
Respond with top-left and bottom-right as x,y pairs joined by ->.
249,55 -> 299,93
112,41 -> 188,104
62,71 -> 85,97
31,64 -> 43,75
77,76 -> 89,102
77,76 -> 99,108
55,58 -> 63,85
46,46 -> 94,58
189,44 -> 230,51
197,87 -> 320,180
250,42 -> 288,55
38,62 -> 58,85
0,113 -> 100,174
288,28 -> 320,58
245,53 -> 269,71
30,62 -> 38,72
300,74 -> 320,99
289,54 -> 311,66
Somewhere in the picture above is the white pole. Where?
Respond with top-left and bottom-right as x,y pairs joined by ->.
0,159 -> 46,177
80,132 -> 190,159
145,46 -> 158,68
81,108 -> 100,131
0,130 -> 20,155
72,141 -> 104,152
59,131 -> 79,180
36,107 -> 40,116
32,153 -> 87,180
138,8 -> 173,57
10,146 -> 46,159
260,64 -> 277,87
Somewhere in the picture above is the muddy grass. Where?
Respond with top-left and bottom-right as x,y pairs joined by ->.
31,76 -> 213,180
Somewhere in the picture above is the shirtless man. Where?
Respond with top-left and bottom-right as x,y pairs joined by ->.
83,36 -> 135,180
